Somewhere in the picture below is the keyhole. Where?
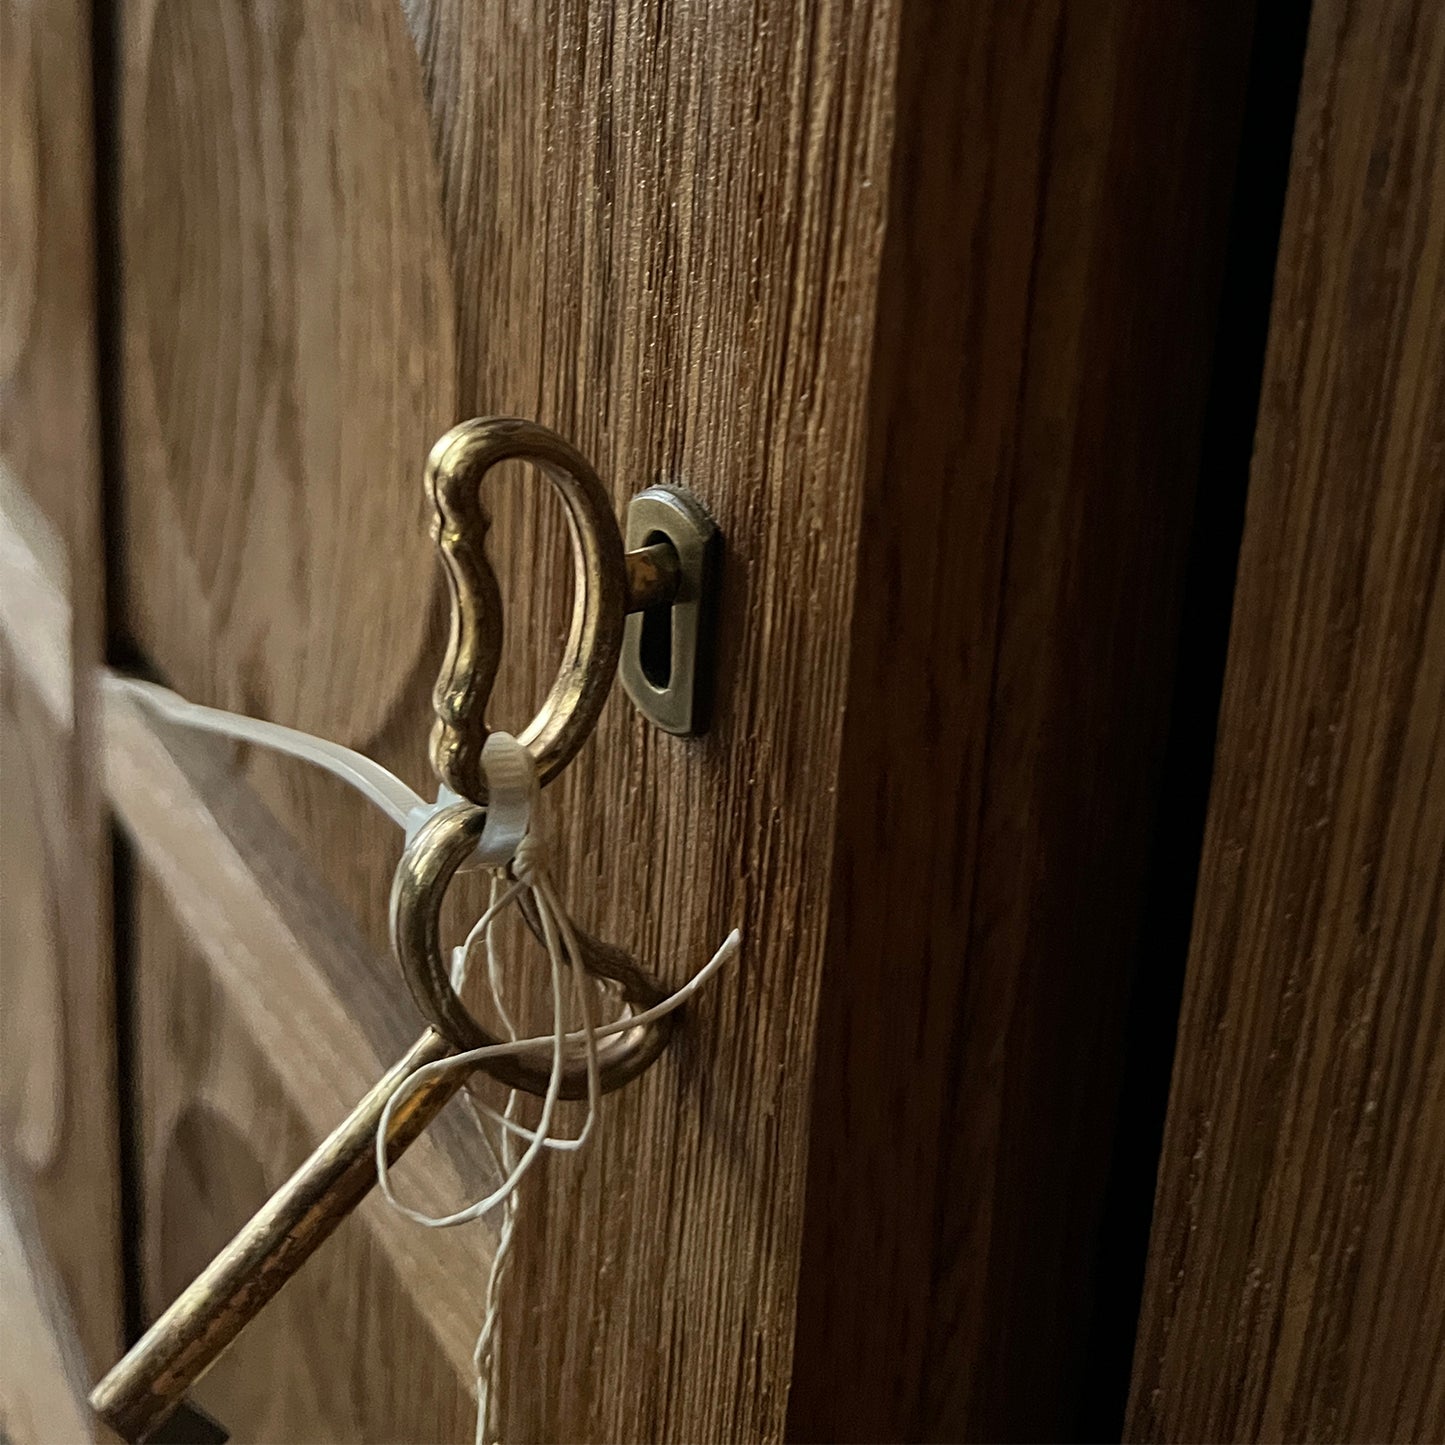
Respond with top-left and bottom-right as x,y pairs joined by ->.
638,531 -> 673,689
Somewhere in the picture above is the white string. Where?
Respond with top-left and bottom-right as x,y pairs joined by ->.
373,739 -> 604,1445
110,674 -> 485,860
115,678 -> 742,1056
470,877 -> 520,1445
450,921 -> 741,1109
108,675 -> 425,828
115,679 -> 743,1445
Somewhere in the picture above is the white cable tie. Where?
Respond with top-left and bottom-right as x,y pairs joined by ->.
113,674 -> 495,864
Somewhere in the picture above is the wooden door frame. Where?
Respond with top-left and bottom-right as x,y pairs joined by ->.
1129,1 -> 1445,1436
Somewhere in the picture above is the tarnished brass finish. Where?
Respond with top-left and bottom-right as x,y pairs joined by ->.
624,539 -> 682,613
90,1030 -> 461,1442
425,417 -> 627,805
416,418 -> 685,1095
87,421 -> 700,1439
390,800 -> 676,1098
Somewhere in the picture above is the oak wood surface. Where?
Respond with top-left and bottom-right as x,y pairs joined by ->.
411,16 -> 891,1439
0,0 -> 122,1378
0,496 -> 493,1439
1127,1 -> 1445,1439
132,869 -> 477,1443
115,1 -> 894,1440
117,0 -> 457,747
789,3 -> 1260,1439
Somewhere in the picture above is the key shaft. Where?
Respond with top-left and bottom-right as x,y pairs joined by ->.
90,1029 -> 460,1442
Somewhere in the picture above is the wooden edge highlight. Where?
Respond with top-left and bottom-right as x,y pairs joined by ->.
0,489 -> 488,1386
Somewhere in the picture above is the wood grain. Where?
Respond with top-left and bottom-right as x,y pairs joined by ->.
408,15 -> 893,1441
132,869 -> 476,1443
1128,1 -> 1445,1439
0,498 -> 499,1437
0,0 -> 121,1378
117,0 -> 896,1439
118,0 -> 457,746
789,2 -> 1260,1439
0,1163 -> 113,1445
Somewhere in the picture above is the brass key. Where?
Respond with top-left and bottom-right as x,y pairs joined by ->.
90,420 -> 688,1440
92,898 -> 672,1442
90,1031 -> 459,1441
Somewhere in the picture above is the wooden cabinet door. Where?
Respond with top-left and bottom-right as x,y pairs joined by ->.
3,0 -> 1307,1440
102,1 -> 1267,1439
111,2 -> 897,1438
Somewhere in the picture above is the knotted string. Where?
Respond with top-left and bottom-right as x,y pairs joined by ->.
374,736 -> 599,1444
109,681 -> 741,1445
374,812 -> 604,1229
373,734 -> 739,1445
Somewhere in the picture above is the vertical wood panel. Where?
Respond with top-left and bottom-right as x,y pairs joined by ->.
1129,1 -> 1445,1439
0,0 -> 123,1380
408,6 -> 896,1438
790,2 -> 1260,1438
117,1 -> 896,1440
